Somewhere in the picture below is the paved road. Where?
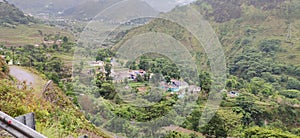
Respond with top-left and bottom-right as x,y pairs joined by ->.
9,66 -> 36,86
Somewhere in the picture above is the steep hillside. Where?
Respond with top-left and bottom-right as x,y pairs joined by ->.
189,0 -> 300,85
0,57 -> 9,79
0,1 -> 74,46
0,67 -> 111,137
112,0 -> 300,72
0,1 -> 35,26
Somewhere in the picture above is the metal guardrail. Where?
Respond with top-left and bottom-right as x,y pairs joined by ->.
0,111 -> 46,138
15,113 -> 36,130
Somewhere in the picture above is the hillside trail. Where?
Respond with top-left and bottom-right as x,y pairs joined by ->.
9,66 -> 45,96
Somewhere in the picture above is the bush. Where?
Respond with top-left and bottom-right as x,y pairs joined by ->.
244,126 -> 298,138
279,89 -> 300,99
259,39 -> 281,53
286,77 -> 300,90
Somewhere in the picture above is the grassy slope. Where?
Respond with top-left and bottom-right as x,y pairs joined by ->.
112,0 -> 300,69
0,1 -> 74,46
0,58 -> 9,79
0,24 -> 73,46
200,0 -> 300,66
111,18 -> 210,70
0,66 -> 112,138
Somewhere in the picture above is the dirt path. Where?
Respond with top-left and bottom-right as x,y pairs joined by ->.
9,66 -> 36,85
9,66 -> 45,94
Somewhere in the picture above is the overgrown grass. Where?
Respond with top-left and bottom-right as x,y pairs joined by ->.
0,79 -> 111,138
0,24 -> 73,46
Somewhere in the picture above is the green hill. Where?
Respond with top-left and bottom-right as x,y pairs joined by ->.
0,1 -> 74,46
0,1 -> 35,26
110,0 -> 300,80
97,0 -> 300,137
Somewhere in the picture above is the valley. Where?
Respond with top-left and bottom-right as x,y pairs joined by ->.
0,0 -> 300,138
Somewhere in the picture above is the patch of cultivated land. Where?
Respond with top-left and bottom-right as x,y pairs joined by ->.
0,24 -> 73,46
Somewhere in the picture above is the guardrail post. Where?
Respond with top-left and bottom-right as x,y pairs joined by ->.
0,111 -> 46,138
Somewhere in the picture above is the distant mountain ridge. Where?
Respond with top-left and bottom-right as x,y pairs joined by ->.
0,1 -> 35,26
62,0 -> 159,21
7,0 -> 159,21
6,0 -> 81,15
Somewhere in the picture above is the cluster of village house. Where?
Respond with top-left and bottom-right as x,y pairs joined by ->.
89,60 -> 203,97
34,39 -> 63,47
89,59 -> 242,98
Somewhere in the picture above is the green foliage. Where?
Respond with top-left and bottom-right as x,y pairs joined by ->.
202,110 -> 243,137
134,55 -> 181,80
234,93 -> 265,126
259,39 -> 281,53
98,82 -> 116,99
286,77 -> 300,90
198,71 -> 211,92
230,48 -> 276,80
244,126 -> 298,138
136,74 -> 144,82
164,131 -> 194,138
194,0 -> 242,23
248,77 -> 275,96
0,2 -> 35,26
280,89 -> 300,99
182,107 -> 203,131
0,57 -> 9,79
114,98 -> 176,122
104,62 -> 112,79
164,131 -> 183,138
96,49 -> 114,61
3,44 -> 73,83
0,79 -> 110,137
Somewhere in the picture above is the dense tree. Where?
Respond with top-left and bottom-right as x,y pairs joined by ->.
248,77 -> 275,97
96,49 -> 114,61
279,89 -> 300,99
63,36 -> 69,43
198,71 -> 211,92
286,77 -> 300,90
104,62 -> 112,79
259,39 -> 281,53
182,108 -> 202,131
202,110 -> 243,137
235,92 -> 269,126
139,56 -> 150,71
98,82 -> 116,99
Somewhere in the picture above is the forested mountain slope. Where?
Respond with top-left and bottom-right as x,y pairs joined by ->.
96,0 -> 300,137
0,1 -> 35,26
